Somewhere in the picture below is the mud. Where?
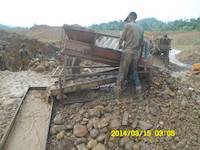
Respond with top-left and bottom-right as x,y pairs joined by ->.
0,70 -> 55,144
3,90 -> 52,150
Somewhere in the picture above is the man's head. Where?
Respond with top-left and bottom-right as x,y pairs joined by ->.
21,43 -> 26,48
124,12 -> 137,22
164,34 -> 168,38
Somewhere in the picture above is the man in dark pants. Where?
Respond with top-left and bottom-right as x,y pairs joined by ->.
116,12 -> 144,99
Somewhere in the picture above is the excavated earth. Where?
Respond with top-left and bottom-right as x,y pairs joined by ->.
47,67 -> 200,150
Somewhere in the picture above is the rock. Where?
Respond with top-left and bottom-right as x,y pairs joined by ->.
73,124 -> 88,137
56,130 -> 65,140
181,100 -> 187,106
100,127 -> 108,134
88,109 -> 101,118
132,144 -> 140,150
110,118 -> 121,129
96,133 -> 106,142
176,139 -> 187,148
131,121 -> 138,129
107,141 -> 114,148
125,140 -> 134,150
122,111 -> 129,126
34,64 -> 46,72
89,118 -> 100,129
97,118 -> 109,129
74,137 -> 87,145
196,99 -> 200,104
79,109 -> 86,115
83,118 -> 89,122
53,114 -> 64,125
87,139 -> 97,149
89,128 -> 99,138
138,121 -> 153,130
66,124 -> 73,130
92,143 -> 106,150
50,125 -> 66,134
149,105 -> 160,116
94,105 -> 105,113
119,137 -> 129,147
76,143 -> 88,150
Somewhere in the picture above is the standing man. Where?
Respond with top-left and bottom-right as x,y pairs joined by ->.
19,43 -> 30,70
162,34 -> 171,66
116,11 -> 144,98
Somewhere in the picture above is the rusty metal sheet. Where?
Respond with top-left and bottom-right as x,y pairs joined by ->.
63,25 -> 96,44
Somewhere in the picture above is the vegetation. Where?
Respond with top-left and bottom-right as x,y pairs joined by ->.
89,17 -> 200,31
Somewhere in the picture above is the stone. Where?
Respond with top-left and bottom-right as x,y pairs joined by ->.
94,105 -> 105,113
74,137 -> 87,145
196,99 -> 200,104
122,111 -> 129,126
76,143 -> 88,150
56,130 -> 65,140
138,121 -> 153,130
50,125 -> 66,135
92,143 -> 106,150
87,139 -> 97,149
73,124 -> 88,137
96,133 -> 106,142
131,121 -> 138,129
34,65 -> 45,72
110,118 -> 121,129
107,141 -> 114,148
119,137 -> 129,147
132,144 -> 140,150
97,118 -> 109,129
88,109 -> 101,118
66,124 -> 73,130
100,127 -> 108,134
149,106 -> 160,116
79,109 -> 86,115
87,118 -> 100,130
125,140 -> 134,150
53,114 -> 64,125
89,128 -> 99,138
176,139 -> 187,148
83,118 -> 89,122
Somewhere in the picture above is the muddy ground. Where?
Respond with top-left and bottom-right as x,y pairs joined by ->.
0,70 -> 55,142
3,90 -> 52,150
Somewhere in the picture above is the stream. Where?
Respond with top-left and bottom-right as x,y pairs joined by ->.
169,49 -> 192,77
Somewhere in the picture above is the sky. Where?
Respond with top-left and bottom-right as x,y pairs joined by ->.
0,0 -> 200,27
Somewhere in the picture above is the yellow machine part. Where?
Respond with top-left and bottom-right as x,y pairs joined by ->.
192,63 -> 200,71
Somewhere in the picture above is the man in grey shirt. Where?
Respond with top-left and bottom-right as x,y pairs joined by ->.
116,12 -> 144,98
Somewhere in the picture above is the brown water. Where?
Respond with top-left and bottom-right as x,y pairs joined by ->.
3,90 -> 52,150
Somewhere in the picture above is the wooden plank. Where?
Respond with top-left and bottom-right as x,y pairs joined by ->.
51,77 -> 117,96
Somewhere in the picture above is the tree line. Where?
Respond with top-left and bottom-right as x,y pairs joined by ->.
89,17 -> 200,31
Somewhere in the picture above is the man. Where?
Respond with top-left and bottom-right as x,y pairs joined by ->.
19,44 -> 30,70
0,41 -> 8,70
144,39 -> 153,59
0,45 -> 6,70
162,34 -> 171,66
116,12 -> 144,98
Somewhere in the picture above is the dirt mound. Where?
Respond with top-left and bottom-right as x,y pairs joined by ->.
0,30 -> 58,71
22,25 -> 63,43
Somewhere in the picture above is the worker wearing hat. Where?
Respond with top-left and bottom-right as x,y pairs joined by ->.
116,11 -> 144,98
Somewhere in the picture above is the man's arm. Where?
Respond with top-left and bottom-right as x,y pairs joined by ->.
119,24 -> 128,49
